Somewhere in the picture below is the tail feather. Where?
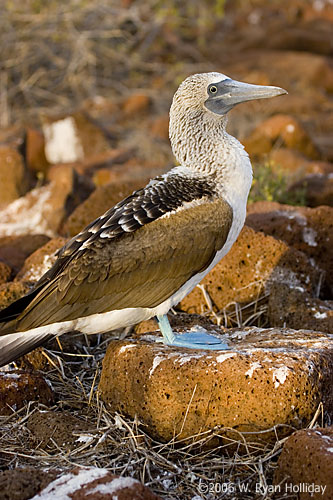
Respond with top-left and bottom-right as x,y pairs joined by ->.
0,330 -> 54,367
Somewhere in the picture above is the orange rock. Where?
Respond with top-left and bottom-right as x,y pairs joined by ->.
73,149 -> 132,176
0,147 -> 29,209
0,261 -> 11,285
0,234 -> 50,274
99,328 -> 333,443
268,283 -> 333,334
0,468 -> 58,500
25,127 -> 49,175
244,114 -> 319,159
122,94 -> 150,115
246,202 -> 333,295
274,427 -> 333,499
0,165 -> 92,238
0,370 -> 54,415
288,173 -> 333,208
15,237 -> 67,283
0,281 -> 31,311
62,178 -> 150,237
269,148 -> 310,174
42,112 -> 110,164
35,467 -> 161,499
179,225 -> 318,319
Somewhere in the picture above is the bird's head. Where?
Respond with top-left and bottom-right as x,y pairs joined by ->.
169,72 -> 287,171
171,72 -> 287,118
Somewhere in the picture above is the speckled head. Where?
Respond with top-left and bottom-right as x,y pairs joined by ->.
169,72 -> 287,169
172,72 -> 287,117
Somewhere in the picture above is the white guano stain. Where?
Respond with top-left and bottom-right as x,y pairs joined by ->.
216,352 -> 234,363
245,362 -> 262,378
272,366 -> 290,389
0,185 -> 55,237
43,116 -> 84,164
314,311 -> 328,319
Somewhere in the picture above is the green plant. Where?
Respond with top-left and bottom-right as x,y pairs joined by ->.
249,162 -> 307,206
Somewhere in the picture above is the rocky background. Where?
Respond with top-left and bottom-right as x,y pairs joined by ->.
0,1 -> 332,499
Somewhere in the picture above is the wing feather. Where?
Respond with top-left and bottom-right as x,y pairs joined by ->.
15,198 -> 232,331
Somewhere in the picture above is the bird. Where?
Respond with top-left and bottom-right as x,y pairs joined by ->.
0,72 -> 287,367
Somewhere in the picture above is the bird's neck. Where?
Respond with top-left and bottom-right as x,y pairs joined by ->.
169,108 -> 229,175
169,106 -> 253,208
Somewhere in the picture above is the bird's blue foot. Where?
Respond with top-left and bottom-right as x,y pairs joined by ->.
156,314 -> 230,351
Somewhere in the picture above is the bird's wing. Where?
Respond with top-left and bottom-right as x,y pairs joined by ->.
14,196 -> 232,331
0,172 -> 232,332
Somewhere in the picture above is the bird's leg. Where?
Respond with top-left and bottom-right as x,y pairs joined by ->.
156,314 -> 230,350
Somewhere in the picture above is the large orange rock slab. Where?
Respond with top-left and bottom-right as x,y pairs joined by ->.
274,427 -> 333,499
99,328 -> 333,443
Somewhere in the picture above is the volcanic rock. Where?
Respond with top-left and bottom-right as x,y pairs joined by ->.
268,283 -> 333,334
0,147 -> 29,209
62,178 -> 150,237
0,371 -> 54,416
179,225 -> 319,321
99,327 -> 333,443
274,427 -> 333,499
0,234 -> 50,274
32,467 -> 161,499
243,114 -> 319,159
0,261 -> 11,285
246,202 -> 333,296
0,281 -> 31,311
0,468 -> 59,500
0,165 -> 92,238
16,237 -> 67,284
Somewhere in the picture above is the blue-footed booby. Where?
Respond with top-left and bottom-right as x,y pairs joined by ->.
0,73 -> 286,367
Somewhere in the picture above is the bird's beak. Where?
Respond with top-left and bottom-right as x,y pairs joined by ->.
204,78 -> 288,115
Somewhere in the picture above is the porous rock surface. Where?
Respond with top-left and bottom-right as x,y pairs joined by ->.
246,201 -> 333,294
288,173 -> 333,208
0,234 -> 50,274
31,467 -> 161,500
0,261 -> 11,285
0,370 -> 54,415
0,467 -> 59,500
268,283 -> 333,334
99,327 -> 333,443
0,281 -> 31,311
274,427 -> 333,500
179,225 -> 318,317
15,236 -> 67,283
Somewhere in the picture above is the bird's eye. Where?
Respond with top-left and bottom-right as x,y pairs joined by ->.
210,85 -> 217,94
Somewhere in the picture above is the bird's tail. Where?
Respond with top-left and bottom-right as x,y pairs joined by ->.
0,327 -> 54,367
